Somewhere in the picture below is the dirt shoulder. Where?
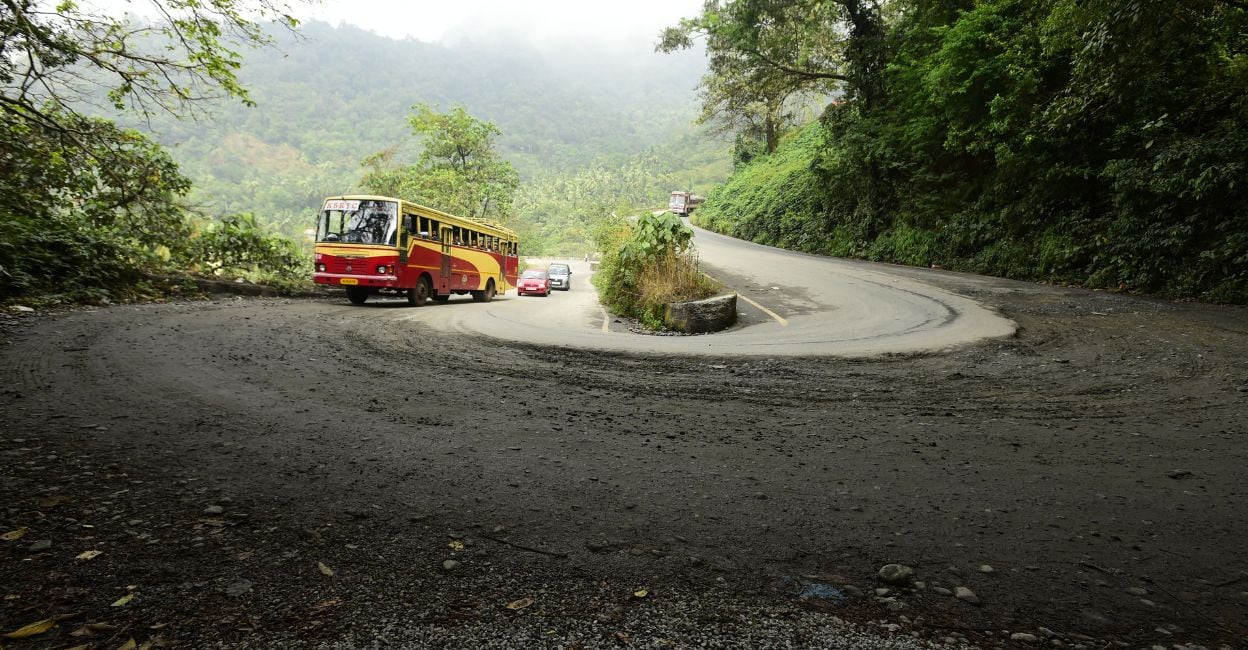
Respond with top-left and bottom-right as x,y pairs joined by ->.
1,284 -> 1245,648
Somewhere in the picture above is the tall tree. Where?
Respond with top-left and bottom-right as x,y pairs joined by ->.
0,0 -> 308,300
1,0 -> 303,132
361,104 -> 519,220
658,0 -> 886,153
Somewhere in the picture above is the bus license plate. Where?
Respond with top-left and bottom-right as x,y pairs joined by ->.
340,278 -> 358,285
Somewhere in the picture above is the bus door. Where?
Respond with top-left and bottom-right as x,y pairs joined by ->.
439,226 -> 453,292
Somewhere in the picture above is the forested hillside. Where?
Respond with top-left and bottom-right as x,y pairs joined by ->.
672,0 -> 1247,303
119,21 -> 728,250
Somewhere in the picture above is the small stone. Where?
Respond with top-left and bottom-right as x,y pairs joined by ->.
878,564 -> 915,585
913,581 -> 925,589
1125,586 -> 1148,596
931,587 -> 953,596
203,505 -> 224,516
585,540 -> 607,552
225,579 -> 253,596
14,305 -> 34,312
217,496 -> 234,505
442,559 -> 461,571
1011,633 -> 1039,642
1167,469 -> 1192,479
28,539 -> 52,552
955,586 -> 980,604
874,588 -> 891,596
979,564 -> 995,574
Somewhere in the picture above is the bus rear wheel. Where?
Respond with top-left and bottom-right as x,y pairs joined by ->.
346,287 -> 368,305
471,280 -> 496,303
407,277 -> 431,306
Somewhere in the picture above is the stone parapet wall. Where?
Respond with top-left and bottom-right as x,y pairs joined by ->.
663,292 -> 737,334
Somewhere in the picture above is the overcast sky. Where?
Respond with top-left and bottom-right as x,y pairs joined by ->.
84,0 -> 703,50
305,0 -> 701,46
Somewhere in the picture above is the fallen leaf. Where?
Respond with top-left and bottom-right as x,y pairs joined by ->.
76,550 -> 103,561
505,597 -> 533,610
35,495 -> 71,508
2,618 -> 55,638
1,527 -> 29,541
317,561 -> 334,577
448,540 -> 465,551
117,638 -> 137,650
88,622 -> 120,632
111,593 -> 135,607
614,630 -> 632,643
633,589 -> 649,599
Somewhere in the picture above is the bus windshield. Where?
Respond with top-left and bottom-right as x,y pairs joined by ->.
318,199 -> 397,245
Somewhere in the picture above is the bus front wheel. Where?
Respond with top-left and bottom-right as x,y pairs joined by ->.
346,287 -> 368,305
407,277 -> 431,307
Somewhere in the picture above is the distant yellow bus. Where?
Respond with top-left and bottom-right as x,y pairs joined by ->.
312,195 -> 519,305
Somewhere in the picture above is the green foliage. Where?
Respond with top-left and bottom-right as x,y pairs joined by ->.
512,133 -> 732,256
0,107 -> 310,303
620,212 -> 693,263
594,211 -> 716,326
687,0 -> 1248,303
180,213 -> 309,288
1,0 -> 304,133
360,104 -> 519,223
693,123 -> 832,252
103,21 -> 720,247
0,109 -> 190,302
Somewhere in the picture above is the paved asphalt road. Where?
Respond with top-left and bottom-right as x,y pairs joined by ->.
398,222 -> 1016,356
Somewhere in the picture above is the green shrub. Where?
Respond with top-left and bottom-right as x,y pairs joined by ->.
180,213 -> 310,289
594,212 -> 719,327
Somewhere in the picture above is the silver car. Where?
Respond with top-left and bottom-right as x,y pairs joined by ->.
547,263 -> 571,291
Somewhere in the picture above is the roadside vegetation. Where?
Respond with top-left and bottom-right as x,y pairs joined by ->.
0,1 -> 313,305
593,212 -> 720,330
662,0 -> 1248,303
0,7 -> 729,306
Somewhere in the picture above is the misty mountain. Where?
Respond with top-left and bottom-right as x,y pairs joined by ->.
120,21 -> 715,224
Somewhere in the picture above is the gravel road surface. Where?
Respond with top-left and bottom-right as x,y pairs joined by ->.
1,245 -> 1245,648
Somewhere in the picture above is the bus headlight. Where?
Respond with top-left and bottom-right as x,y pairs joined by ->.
316,263 -> 326,272
376,265 -> 389,275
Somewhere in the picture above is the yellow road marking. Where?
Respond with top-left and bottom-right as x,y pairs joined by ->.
736,292 -> 789,326
704,273 -> 788,326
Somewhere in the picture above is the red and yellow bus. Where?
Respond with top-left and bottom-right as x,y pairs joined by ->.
312,195 -> 519,305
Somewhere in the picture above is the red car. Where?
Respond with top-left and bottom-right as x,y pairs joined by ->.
516,269 -> 551,296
